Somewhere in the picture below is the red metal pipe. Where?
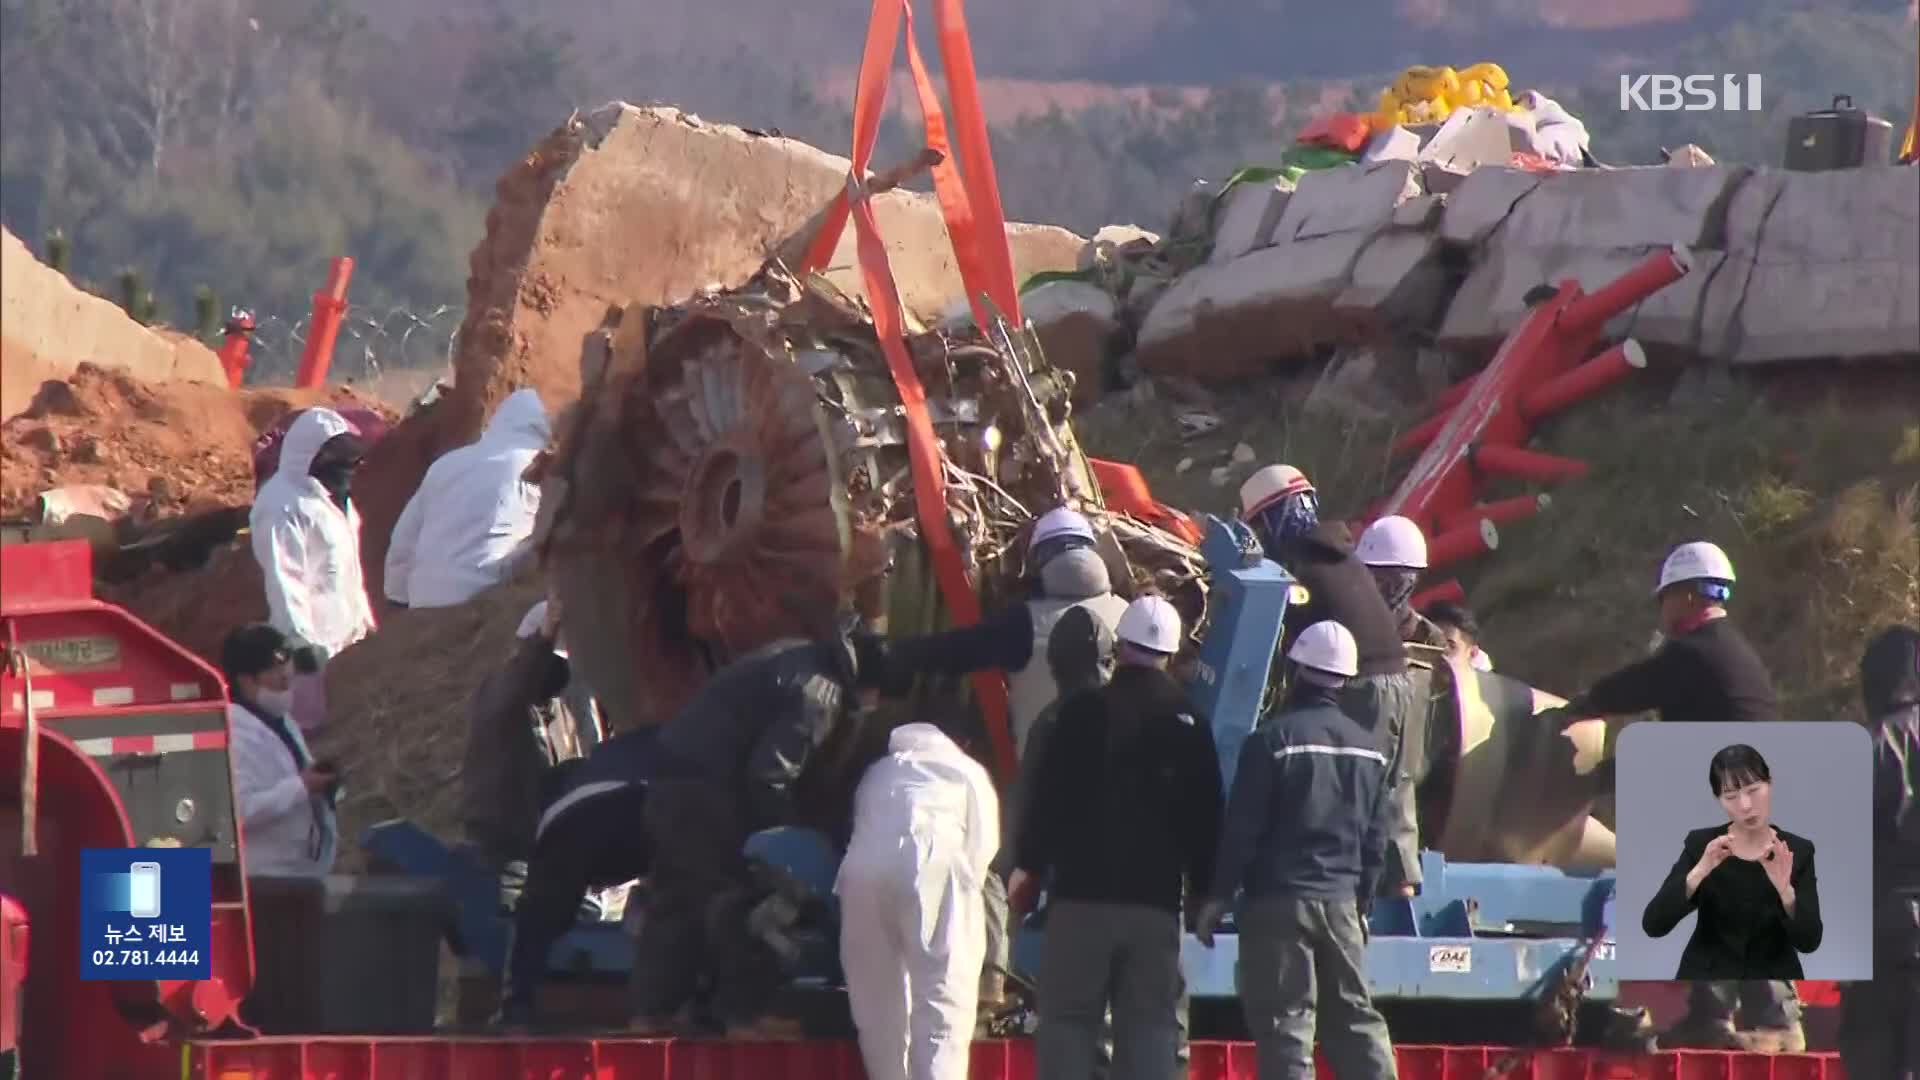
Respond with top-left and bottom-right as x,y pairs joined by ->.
1393,407 -> 1453,457
1428,517 -> 1498,570
1412,579 -> 1466,611
295,257 -> 354,389
1522,339 -> 1646,421
1559,246 -> 1692,339
1470,443 -> 1589,483
1441,492 -> 1550,534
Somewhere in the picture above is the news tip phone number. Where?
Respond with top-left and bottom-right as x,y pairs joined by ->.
90,949 -> 201,966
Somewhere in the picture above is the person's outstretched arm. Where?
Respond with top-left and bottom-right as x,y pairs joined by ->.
1782,841 -> 1823,954
1642,831 -> 1708,938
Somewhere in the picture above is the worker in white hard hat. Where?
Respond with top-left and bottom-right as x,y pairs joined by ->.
919,504 -> 1129,1020
1559,540 -> 1796,1053
1011,595 -> 1222,1080
1239,464 -> 1423,896
1196,621 -> 1399,1080
1356,515 -> 1448,651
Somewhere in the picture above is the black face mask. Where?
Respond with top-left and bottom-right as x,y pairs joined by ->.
312,464 -> 353,507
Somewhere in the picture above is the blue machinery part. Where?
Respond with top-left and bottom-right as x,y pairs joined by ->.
362,514 -> 1619,1004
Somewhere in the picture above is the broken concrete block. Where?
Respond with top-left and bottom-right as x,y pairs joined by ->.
1363,126 -> 1422,163
1023,280 -> 1123,406
1334,232 -> 1452,338
1272,160 -> 1422,243
1710,166 -> 1920,364
1209,179 -> 1294,265
1392,195 -> 1445,229
1438,168 -> 1547,246
1435,165 -> 1754,351
1138,160 -> 1440,379
1168,180 -> 1216,242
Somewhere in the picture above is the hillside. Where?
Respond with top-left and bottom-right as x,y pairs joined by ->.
0,0 -> 1911,387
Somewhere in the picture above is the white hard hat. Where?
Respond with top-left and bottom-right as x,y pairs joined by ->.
1654,541 -> 1736,595
1239,464 -> 1315,520
1356,515 -> 1429,569
1288,620 -> 1360,678
1116,595 -> 1183,654
1030,507 -> 1095,553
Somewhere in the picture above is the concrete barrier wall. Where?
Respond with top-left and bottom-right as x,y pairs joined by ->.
1117,161 -> 1919,382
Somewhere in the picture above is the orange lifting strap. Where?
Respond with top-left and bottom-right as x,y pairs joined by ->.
800,0 -> 1024,783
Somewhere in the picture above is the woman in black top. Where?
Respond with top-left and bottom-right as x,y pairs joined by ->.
1642,744 -> 1823,979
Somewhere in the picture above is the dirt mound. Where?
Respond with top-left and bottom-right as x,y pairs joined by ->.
311,575 -> 546,866
99,541 -> 268,666
0,362 -> 385,520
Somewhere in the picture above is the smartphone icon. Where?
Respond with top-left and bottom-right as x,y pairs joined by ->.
128,862 -> 162,919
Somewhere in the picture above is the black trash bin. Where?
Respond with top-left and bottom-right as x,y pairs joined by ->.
246,875 -> 448,1035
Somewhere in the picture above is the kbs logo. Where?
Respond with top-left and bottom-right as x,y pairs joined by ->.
1619,74 -> 1765,112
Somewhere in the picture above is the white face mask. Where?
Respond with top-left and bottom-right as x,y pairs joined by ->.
254,687 -> 295,717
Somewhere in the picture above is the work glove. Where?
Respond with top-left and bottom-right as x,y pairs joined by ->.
1007,869 -> 1042,916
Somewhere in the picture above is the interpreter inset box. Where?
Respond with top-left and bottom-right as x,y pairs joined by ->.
1611,721 -> 1873,981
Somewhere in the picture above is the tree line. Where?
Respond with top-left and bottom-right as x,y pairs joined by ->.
1,0 -> 1910,381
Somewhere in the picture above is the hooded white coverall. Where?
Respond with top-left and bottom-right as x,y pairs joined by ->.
250,407 -> 376,661
384,388 -> 551,609
837,723 -> 999,1080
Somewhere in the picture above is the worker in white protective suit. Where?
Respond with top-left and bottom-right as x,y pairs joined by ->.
250,407 -> 376,730
384,388 -> 551,609
838,721 -> 1000,1080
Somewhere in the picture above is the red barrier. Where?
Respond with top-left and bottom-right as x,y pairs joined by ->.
185,1038 -> 1850,1079
294,258 -> 354,390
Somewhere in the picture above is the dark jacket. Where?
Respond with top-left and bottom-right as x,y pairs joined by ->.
1578,617 -> 1778,724
1210,682 -> 1393,904
1872,708 -> 1920,897
461,633 -> 582,864
1642,823 -> 1823,980
1016,665 -> 1223,914
1273,524 -> 1408,678
655,637 -> 855,832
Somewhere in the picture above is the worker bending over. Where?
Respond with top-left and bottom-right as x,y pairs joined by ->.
1014,596 -> 1222,1080
495,726 -> 664,1027
1240,464 -> 1421,895
462,597 -> 590,910
384,388 -> 551,610
250,406 -> 376,732
1559,541 -> 1797,1051
627,619 -> 891,1037
838,719 -> 999,1080
1840,625 -> 1920,1079
1198,621 -> 1398,1080
1355,515 -> 1446,650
